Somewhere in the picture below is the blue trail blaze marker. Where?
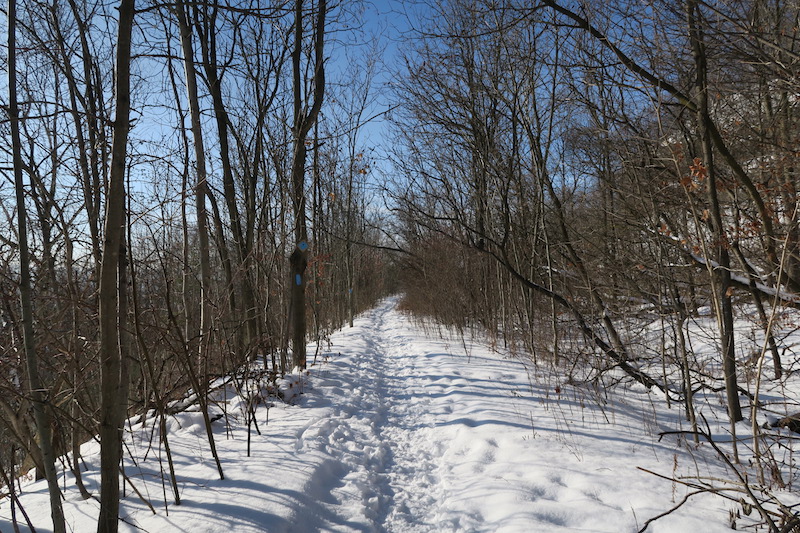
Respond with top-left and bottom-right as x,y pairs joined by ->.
298,241 -> 308,251
295,274 -> 302,286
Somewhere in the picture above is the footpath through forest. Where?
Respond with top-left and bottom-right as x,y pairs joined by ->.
1,297 -> 735,532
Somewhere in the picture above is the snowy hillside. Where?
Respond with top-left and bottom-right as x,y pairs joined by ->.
0,298 -> 765,532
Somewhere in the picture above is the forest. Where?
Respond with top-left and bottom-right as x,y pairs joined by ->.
2,0 -> 800,531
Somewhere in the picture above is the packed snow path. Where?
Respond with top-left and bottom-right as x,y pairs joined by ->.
278,298 -> 731,532
296,299 -> 448,531
294,299 -> 485,532
0,297 -> 737,532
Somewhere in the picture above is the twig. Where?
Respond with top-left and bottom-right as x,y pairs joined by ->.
657,415 -> 780,533
636,488 -> 705,533
0,456 -> 36,533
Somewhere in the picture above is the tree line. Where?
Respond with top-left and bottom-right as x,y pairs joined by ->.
1,1 -> 388,531
389,0 -> 800,527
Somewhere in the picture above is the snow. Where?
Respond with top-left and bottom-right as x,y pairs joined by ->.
0,297 -> 761,532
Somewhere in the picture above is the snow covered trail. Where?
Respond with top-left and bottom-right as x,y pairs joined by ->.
292,298 -> 459,532
283,297 -> 733,532
0,297 -> 737,532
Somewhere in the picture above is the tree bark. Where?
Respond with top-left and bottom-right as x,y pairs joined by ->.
97,1 -> 135,532
289,0 -> 326,370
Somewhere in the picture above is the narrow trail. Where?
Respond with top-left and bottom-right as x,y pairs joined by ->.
295,299 -> 447,532
370,306 -> 444,531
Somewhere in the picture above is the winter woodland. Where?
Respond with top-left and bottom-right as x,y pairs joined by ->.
1,1 -> 800,532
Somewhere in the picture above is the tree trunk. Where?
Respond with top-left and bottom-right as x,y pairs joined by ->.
175,0 -> 224,480
64,230 -> 91,500
289,0 -> 326,370
687,0 -> 743,425
65,0 -> 105,267
8,0 -> 66,530
196,4 -> 260,356
97,1 -> 135,532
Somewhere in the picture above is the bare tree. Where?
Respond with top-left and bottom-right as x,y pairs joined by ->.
96,1 -> 135,531
7,0 -> 66,530
173,0 -> 224,480
289,0 -> 327,370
